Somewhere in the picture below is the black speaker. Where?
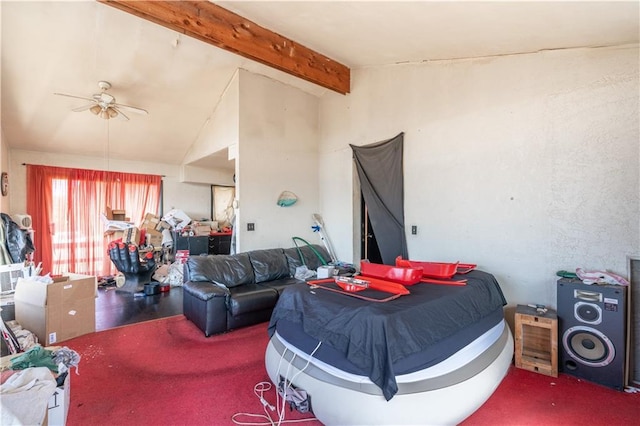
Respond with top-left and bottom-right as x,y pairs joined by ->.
557,278 -> 627,390
628,255 -> 640,387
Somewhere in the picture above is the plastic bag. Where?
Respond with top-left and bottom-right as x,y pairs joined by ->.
167,261 -> 184,286
294,265 -> 316,280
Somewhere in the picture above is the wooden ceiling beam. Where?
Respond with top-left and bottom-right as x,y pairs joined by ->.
97,0 -> 350,94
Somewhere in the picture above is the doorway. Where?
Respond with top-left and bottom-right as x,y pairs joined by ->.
351,132 -> 408,265
360,193 -> 383,263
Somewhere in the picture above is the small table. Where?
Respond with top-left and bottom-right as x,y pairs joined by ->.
514,304 -> 558,377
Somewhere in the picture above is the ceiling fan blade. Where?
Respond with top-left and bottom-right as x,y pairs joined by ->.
71,103 -> 97,112
54,93 -> 94,102
112,106 -> 130,121
114,103 -> 148,115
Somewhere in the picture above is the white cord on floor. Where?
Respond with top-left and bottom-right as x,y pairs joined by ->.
232,342 -> 322,426
231,381 -> 318,426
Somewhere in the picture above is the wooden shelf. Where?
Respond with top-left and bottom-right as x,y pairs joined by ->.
514,304 -> 558,377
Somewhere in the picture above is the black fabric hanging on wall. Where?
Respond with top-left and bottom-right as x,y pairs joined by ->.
350,132 -> 408,265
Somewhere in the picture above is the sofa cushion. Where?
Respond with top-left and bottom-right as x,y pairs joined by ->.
248,249 -> 290,283
257,277 -> 303,295
284,244 -> 331,276
228,284 -> 278,316
186,253 -> 255,288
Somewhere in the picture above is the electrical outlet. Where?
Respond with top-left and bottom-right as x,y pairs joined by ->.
411,225 -> 417,235
247,223 -> 255,231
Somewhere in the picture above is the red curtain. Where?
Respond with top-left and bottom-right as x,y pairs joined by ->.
26,165 -> 161,276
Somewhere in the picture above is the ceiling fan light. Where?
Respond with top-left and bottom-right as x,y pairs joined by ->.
89,105 -> 101,115
107,108 -> 118,119
99,109 -> 110,120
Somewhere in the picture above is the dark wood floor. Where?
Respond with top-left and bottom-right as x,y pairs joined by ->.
95,285 -> 183,331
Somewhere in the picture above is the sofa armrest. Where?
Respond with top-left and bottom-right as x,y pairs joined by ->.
183,280 -> 229,337
183,280 -> 229,301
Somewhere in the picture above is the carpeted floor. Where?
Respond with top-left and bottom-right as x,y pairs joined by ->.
65,315 -> 319,426
64,316 -> 639,425
462,365 -> 640,425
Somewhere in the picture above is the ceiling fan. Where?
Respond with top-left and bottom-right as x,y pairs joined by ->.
54,81 -> 148,121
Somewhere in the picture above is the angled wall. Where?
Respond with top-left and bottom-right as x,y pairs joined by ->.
236,69 -> 320,252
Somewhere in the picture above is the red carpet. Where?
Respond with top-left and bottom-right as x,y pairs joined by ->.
64,316 -> 639,425
463,365 -> 640,425
65,316 -> 319,426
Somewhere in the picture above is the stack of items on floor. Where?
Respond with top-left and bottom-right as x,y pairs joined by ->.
104,210 -> 176,294
1,337 -> 80,426
104,207 -> 228,253
104,209 -> 223,293
102,209 -> 171,253
1,275 -> 84,425
0,213 -> 37,332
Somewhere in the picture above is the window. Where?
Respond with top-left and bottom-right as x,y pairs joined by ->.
27,165 -> 161,276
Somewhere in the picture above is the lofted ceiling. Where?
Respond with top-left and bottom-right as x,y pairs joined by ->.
2,1 -> 638,171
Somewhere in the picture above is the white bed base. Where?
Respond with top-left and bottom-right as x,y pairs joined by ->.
265,320 -> 514,425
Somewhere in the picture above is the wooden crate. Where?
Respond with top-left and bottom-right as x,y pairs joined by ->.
514,304 -> 558,377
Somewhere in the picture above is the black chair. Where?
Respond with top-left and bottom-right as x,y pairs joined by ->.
108,242 -> 157,293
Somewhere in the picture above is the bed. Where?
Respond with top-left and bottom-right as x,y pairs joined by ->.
264,270 -> 514,425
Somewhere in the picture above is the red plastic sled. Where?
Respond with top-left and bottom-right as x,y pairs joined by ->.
396,257 -> 477,278
395,257 -> 458,279
359,260 -> 423,285
353,275 -> 410,295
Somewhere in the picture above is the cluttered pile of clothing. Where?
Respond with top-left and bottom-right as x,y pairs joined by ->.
1,344 -> 80,425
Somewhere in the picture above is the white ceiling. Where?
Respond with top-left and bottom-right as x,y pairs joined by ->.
2,1 -> 638,170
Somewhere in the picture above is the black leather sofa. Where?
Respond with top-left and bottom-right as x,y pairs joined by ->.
183,244 -> 331,336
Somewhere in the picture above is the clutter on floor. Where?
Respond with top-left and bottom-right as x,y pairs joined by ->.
1,316 -> 80,426
103,209 -> 232,298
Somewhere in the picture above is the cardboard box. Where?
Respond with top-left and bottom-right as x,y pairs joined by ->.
145,228 -> 163,247
193,224 -> 212,236
15,274 -> 96,345
110,227 -> 140,245
104,206 -> 126,220
155,220 -> 172,232
162,209 -> 191,230
141,213 -> 160,230
152,264 -> 170,282
111,209 -> 126,221
48,372 -> 70,426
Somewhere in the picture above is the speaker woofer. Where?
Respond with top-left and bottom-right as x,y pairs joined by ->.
562,326 -> 615,367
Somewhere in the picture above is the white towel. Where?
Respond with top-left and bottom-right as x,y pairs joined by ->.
1,367 -> 57,425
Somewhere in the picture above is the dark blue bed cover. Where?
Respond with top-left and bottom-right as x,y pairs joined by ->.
268,270 -> 507,400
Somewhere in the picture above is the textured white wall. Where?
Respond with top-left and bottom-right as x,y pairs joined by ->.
319,46 -> 639,309
237,70 -> 320,252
